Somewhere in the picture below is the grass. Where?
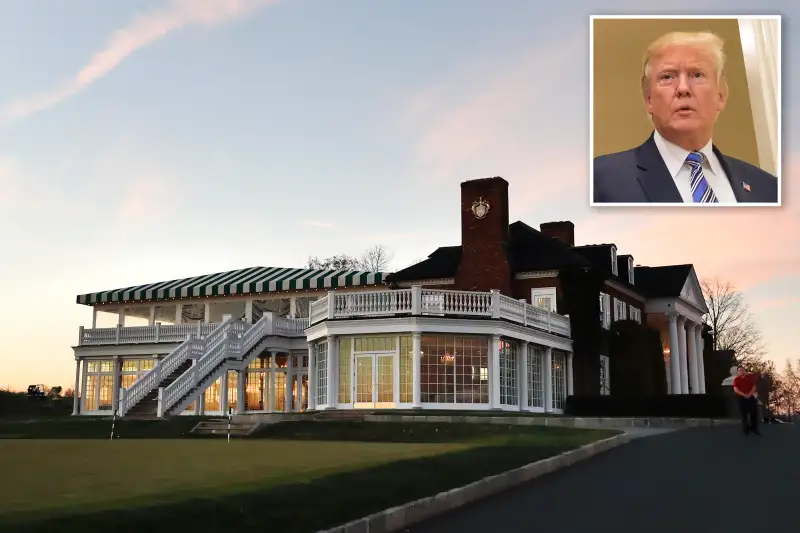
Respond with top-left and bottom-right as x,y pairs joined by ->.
0,421 -> 617,532
0,416 -> 205,439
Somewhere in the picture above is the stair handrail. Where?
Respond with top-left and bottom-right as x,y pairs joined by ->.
118,318 -> 234,417
160,327 -> 233,416
161,315 -> 274,416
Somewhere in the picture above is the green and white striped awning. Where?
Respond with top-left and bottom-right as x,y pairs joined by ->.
77,266 -> 385,305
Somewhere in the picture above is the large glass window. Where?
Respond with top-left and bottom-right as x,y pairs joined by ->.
399,336 -> 412,403
552,351 -> 567,411
499,340 -> 518,406
83,359 -> 115,412
227,370 -> 238,413
315,342 -> 328,405
420,335 -> 488,404
527,345 -> 544,408
205,377 -> 221,412
120,358 -> 155,389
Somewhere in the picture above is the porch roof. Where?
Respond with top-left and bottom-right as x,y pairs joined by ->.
76,266 -> 385,306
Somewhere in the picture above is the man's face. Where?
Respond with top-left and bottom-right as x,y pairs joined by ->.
738,367 -> 745,376
644,44 -> 727,147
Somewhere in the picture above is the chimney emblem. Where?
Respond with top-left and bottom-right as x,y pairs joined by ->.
471,197 -> 490,219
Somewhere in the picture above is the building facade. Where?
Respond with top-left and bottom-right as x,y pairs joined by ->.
71,176 -> 709,419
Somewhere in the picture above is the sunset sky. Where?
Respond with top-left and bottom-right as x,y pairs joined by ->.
0,0 -> 797,390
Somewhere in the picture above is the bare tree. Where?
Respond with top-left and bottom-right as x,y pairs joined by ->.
701,276 -> 766,369
358,244 -> 394,272
307,245 -> 394,272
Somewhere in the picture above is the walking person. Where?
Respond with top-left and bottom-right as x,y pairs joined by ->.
733,366 -> 761,436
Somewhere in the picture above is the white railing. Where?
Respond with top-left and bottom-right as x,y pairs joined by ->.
309,288 -> 571,336
159,314 -> 277,417
78,322 -> 217,346
117,319 -> 235,416
275,316 -> 309,336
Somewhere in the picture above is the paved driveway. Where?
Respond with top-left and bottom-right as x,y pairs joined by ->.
409,423 -> 798,533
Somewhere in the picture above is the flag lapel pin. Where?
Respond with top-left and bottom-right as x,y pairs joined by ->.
742,181 -> 751,192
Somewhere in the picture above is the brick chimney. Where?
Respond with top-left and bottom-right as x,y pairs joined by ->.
454,176 -> 513,294
540,221 -> 575,247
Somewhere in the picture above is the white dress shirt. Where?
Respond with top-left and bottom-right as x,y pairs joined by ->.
652,129 -> 737,204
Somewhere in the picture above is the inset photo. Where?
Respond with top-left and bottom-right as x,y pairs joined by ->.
590,15 -> 781,206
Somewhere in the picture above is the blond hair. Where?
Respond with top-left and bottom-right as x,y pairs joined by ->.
640,31 -> 728,95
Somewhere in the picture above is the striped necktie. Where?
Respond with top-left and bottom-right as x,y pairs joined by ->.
685,151 -> 718,203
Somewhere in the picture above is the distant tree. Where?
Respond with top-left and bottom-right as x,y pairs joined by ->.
63,388 -> 75,398
48,386 -> 63,398
701,276 -> 766,369
307,244 -> 394,273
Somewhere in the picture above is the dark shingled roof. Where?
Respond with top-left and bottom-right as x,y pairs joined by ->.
385,222 -> 590,283
633,265 -> 693,298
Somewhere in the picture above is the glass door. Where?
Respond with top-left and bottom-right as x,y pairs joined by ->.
354,354 -> 395,408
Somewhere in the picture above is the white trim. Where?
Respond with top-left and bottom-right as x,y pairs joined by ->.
610,246 -> 618,275
531,287 -> 557,312
515,271 -> 558,280
305,316 -> 573,352
394,278 -> 454,287
603,279 -> 646,302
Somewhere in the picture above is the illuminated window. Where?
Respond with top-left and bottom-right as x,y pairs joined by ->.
552,352 -> 567,411
420,335 -> 488,404
531,287 -> 557,312
399,336 -> 413,403
527,345 -> 544,408
315,342 -> 328,405
499,340 -> 518,406
83,359 -> 115,412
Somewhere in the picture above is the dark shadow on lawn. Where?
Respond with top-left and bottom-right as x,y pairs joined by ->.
2,442 -> 573,533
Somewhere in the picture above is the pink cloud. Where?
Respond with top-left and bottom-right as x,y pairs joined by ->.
119,175 -> 172,220
0,0 -> 277,125
399,31 -> 586,184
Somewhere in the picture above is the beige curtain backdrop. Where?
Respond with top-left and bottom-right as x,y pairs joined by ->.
592,18 -> 761,169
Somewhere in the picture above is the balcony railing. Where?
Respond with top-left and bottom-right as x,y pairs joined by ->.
78,318 -> 310,346
308,288 -> 571,337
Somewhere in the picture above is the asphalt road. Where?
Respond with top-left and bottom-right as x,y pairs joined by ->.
408,423 -> 798,533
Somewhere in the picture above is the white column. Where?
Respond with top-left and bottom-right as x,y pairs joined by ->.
543,347 -> 553,412
204,302 -> 211,323
118,307 -> 125,326
566,351 -> 574,396
245,300 -> 253,324
519,341 -> 529,411
686,321 -> 700,394
148,305 -> 156,326
412,333 -> 422,408
92,308 -> 98,329
667,312 -> 681,394
307,343 -> 316,410
197,391 -> 205,416
269,352 -> 276,412
491,335 -> 501,409
72,359 -> 81,415
237,370 -> 246,413
289,297 -> 297,319
111,356 -> 121,412
677,316 -> 689,394
326,335 -> 337,408
695,326 -> 707,393
285,354 -> 293,412
297,367 -> 305,411
175,304 -> 183,324
220,369 -> 229,415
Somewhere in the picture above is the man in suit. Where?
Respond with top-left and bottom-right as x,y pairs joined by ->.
593,31 -> 778,204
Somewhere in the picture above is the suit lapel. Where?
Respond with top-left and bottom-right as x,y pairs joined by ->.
634,133 -> 683,202
712,145 -> 748,202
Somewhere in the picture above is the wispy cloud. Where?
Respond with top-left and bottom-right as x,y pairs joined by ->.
0,0 -> 277,125
303,220 -> 335,229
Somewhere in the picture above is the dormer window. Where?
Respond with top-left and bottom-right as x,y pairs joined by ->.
628,257 -> 634,284
611,245 -> 618,275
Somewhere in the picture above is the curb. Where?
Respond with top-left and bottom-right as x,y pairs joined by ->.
362,414 -> 738,429
317,432 -> 632,533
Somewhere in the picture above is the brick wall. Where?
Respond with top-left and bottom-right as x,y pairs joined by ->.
453,177 -> 513,295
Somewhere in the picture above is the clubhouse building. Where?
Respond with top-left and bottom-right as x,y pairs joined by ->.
71,177 -> 710,418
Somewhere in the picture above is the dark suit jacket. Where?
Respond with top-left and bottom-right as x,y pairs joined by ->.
593,133 -> 779,204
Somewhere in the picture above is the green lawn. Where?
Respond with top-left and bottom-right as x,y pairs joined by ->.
0,422 -> 618,532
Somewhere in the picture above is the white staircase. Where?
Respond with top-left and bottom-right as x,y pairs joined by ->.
117,318 -> 235,417
159,314 -> 305,417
